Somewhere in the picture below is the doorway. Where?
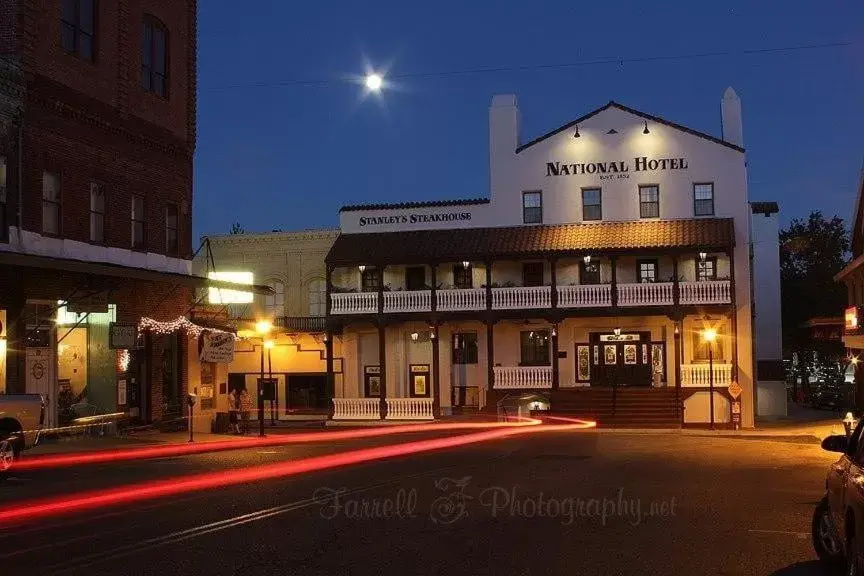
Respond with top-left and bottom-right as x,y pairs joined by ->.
588,332 -> 653,387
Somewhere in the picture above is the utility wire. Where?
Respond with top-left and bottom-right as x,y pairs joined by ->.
203,40 -> 853,91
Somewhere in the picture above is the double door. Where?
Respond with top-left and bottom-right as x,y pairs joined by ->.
589,332 -> 657,387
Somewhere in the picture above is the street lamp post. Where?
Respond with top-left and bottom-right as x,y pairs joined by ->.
255,320 -> 272,438
265,339 -> 275,425
703,328 -> 718,430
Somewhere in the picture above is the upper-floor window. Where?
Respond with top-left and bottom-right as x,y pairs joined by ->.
0,157 -> 6,240
141,17 -> 168,97
308,279 -> 326,316
639,185 -> 660,218
638,259 -> 658,283
522,262 -> 544,287
453,264 -> 473,289
520,330 -> 550,366
522,191 -> 542,224
61,0 -> 96,61
265,281 -> 285,317
582,188 -> 602,221
131,194 -> 145,249
89,182 -> 105,243
405,266 -> 426,291
165,204 -> 178,255
361,267 -> 380,292
697,257 -> 717,281
694,183 -> 715,216
42,172 -> 61,235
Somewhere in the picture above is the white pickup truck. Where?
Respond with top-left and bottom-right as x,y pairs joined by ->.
0,394 -> 46,479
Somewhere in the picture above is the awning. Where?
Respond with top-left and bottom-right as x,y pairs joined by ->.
0,250 -> 274,294
326,218 -> 735,265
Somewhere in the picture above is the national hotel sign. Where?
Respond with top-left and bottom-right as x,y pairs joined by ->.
546,156 -> 689,181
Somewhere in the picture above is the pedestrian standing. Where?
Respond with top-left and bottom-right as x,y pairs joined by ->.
228,388 -> 240,434
240,388 -> 252,434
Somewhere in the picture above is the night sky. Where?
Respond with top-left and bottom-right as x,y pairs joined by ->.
193,0 -> 863,242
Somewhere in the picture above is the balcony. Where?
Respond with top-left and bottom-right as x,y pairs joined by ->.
491,286 -> 550,310
276,316 -> 327,332
437,288 -> 486,311
617,282 -> 674,306
680,363 -> 733,387
331,292 -> 377,315
493,366 -> 553,389
680,281 -> 731,305
331,398 -> 434,420
557,284 -> 611,308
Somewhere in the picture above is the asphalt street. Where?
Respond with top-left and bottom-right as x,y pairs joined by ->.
0,429 -> 842,576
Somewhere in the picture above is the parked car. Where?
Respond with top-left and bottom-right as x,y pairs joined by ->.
0,394 -> 46,479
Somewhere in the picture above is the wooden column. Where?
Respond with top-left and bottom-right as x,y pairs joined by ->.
672,255 -> 680,307
377,266 -> 385,315
430,264 -> 438,313
485,260 -> 493,311
325,332 -> 334,418
4,289 -> 26,394
486,320 -> 495,392
674,322 -> 682,424
550,258 -> 558,309
610,256 -> 618,308
378,322 -> 387,419
431,325 -> 441,417
551,325 -> 560,390
325,265 -> 333,316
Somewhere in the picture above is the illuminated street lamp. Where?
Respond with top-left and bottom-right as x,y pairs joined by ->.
702,328 -> 718,430
256,320 -> 272,437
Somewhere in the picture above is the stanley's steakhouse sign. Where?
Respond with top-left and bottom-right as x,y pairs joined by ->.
546,156 -> 688,179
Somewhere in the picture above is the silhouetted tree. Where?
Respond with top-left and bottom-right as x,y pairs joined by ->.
229,222 -> 245,235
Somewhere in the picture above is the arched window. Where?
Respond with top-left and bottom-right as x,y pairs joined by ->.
308,280 -> 326,317
265,281 -> 284,317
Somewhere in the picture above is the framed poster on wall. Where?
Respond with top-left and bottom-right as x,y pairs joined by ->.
409,364 -> 430,397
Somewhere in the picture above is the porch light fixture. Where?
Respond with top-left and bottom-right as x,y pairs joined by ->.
613,327 -> 621,337
583,255 -> 591,265
698,252 -> 707,261
851,355 -> 860,366
462,261 -> 470,269
643,120 -> 650,134
410,332 -> 419,342
323,333 -> 329,343
430,329 -> 437,340
573,124 -> 580,138
551,327 -> 557,337
255,320 -> 273,335
264,339 -> 275,350
702,328 -> 717,343
358,265 -> 366,273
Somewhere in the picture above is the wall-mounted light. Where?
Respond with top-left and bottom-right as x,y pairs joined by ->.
573,124 -> 580,138
323,333 -> 329,343
358,265 -> 366,273
264,339 -> 275,350
614,327 -> 621,337
698,252 -> 707,261
430,328 -> 437,340
643,120 -> 650,135
551,327 -> 557,337
410,332 -> 419,342
674,324 -> 680,335
462,261 -> 470,269
583,255 -> 591,265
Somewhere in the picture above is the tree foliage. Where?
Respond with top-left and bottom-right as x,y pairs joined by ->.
229,222 -> 245,235
780,211 -> 850,379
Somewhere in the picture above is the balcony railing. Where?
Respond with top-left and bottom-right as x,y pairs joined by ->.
332,398 -> 380,420
383,290 -> 431,313
276,316 -> 327,332
557,284 -> 612,308
437,288 -> 486,311
493,366 -> 553,389
491,286 -> 551,310
680,280 -> 731,305
617,282 -> 674,306
331,292 -> 377,315
680,363 -> 733,387
385,398 -> 434,420
329,279 -> 732,314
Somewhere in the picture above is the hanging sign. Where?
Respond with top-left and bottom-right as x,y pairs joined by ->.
110,323 -> 141,350
199,331 -> 235,363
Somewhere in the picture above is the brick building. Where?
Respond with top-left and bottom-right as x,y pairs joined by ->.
0,0 -> 215,426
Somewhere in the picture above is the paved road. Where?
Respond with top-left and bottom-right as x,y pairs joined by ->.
0,429 -> 841,575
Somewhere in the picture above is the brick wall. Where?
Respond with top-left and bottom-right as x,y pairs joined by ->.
1,0 -> 196,257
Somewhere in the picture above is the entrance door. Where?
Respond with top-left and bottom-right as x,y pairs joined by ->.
590,332 -> 652,387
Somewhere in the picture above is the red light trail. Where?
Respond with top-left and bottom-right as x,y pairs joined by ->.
16,418 -> 545,472
0,417 -> 594,525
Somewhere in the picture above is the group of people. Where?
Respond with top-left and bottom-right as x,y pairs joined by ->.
228,387 -> 253,434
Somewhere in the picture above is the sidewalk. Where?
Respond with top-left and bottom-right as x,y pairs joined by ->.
26,430 -> 256,456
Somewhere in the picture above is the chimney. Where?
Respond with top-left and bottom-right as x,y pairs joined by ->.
489,94 -> 521,201
721,87 -> 744,148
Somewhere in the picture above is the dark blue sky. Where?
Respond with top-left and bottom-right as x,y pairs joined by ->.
194,0 -> 863,241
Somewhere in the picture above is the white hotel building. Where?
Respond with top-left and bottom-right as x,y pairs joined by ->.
323,89 -> 783,428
